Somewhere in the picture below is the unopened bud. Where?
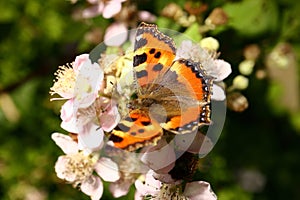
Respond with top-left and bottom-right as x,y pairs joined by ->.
227,92 -> 249,112
238,60 -> 255,75
244,44 -> 260,60
205,7 -> 228,26
233,75 -> 249,90
199,37 -> 219,51
162,3 -> 184,20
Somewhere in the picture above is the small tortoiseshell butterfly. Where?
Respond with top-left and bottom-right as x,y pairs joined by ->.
109,22 -> 213,151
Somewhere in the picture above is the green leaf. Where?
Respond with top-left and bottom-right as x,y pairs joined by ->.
183,22 -> 202,42
223,0 -> 278,37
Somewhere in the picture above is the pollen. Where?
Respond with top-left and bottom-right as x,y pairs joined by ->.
60,153 -> 95,185
50,64 -> 76,98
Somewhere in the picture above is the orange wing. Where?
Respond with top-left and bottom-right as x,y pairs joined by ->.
133,22 -> 176,87
160,59 -> 213,134
109,109 -> 163,151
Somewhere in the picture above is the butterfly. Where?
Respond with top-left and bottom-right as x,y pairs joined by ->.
109,22 -> 213,151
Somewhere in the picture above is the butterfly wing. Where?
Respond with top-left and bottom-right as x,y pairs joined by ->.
109,109 -> 163,151
158,59 -> 213,134
133,22 -> 176,87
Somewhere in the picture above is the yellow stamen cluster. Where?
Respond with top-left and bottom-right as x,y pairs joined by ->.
59,153 -> 95,187
50,64 -> 76,98
157,183 -> 189,200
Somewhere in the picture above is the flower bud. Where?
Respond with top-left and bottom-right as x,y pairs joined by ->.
232,75 -> 249,90
227,92 -> 249,112
162,3 -> 184,20
238,60 -> 255,75
205,7 -> 228,26
199,37 -> 219,51
243,44 -> 260,60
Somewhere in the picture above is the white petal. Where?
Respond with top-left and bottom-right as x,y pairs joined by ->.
60,99 -> 76,122
134,191 -> 143,200
152,172 -> 176,184
134,171 -> 160,197
51,132 -> 78,154
99,103 -> 120,132
138,11 -> 157,22
104,22 -> 128,46
212,84 -> 226,101
74,59 -> 104,108
140,140 -> 176,173
109,181 -> 131,198
94,157 -> 120,182
78,123 -> 104,151
102,1 -> 122,18
212,59 -> 232,82
73,54 -> 90,72
81,176 -> 103,200
175,130 -> 215,156
60,117 -> 80,133
82,5 -> 102,19
183,181 -> 217,200
54,156 -> 76,182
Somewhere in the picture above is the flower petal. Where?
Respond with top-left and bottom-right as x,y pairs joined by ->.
212,84 -> 226,101
99,100 -> 120,132
60,99 -> 76,122
82,5 -> 102,19
81,176 -> 103,200
140,139 -> 176,173
212,59 -> 232,82
175,131 -> 214,156
183,181 -> 217,200
152,172 -> 177,184
94,157 -> 120,182
134,170 -> 161,197
60,117 -> 79,133
104,22 -> 128,46
54,155 -> 76,182
51,132 -> 78,154
73,54 -> 90,72
78,124 -> 104,152
109,181 -> 131,198
138,11 -> 157,22
102,0 -> 124,18
74,58 -> 104,108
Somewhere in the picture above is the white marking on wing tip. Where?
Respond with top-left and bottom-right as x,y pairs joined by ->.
136,34 -> 143,41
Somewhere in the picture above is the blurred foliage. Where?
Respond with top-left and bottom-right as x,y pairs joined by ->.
0,0 -> 300,199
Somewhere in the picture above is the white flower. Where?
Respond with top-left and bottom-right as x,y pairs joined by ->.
60,97 -> 120,152
134,170 -> 217,200
50,54 -> 104,108
82,0 -> 126,19
176,40 -> 231,101
51,133 -> 120,200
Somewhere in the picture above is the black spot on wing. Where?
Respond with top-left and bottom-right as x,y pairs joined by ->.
153,63 -> 163,71
149,48 -> 155,54
154,51 -> 161,59
136,70 -> 148,78
133,53 -> 147,67
134,38 -> 147,50
130,132 -> 136,136
138,129 -> 145,133
141,120 -> 151,126
109,134 -> 124,143
115,123 -> 130,132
